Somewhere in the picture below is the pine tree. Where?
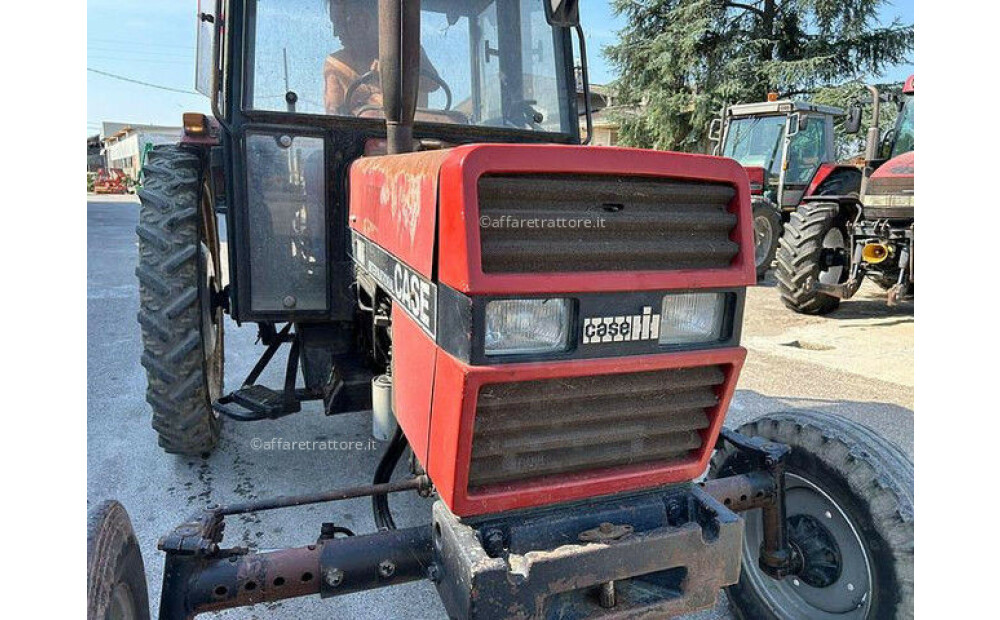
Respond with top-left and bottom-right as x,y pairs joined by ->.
604,0 -> 913,152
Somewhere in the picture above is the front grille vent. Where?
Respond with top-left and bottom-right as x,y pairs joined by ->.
468,365 -> 725,490
477,174 -> 739,273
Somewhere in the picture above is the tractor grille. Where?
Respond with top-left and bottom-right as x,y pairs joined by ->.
477,174 -> 739,273
468,366 -> 725,490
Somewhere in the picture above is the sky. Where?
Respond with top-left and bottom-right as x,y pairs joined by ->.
87,0 -> 914,137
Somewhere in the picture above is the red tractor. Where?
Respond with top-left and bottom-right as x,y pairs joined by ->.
710,99 -> 861,279
93,167 -> 130,195
87,2 -> 912,619
776,76 -> 915,313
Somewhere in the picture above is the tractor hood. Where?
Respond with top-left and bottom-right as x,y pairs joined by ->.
868,151 -> 914,196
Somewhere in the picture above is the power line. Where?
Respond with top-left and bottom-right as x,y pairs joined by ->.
89,56 -> 191,65
88,68 -> 200,95
88,36 -> 195,50
88,47 -> 193,58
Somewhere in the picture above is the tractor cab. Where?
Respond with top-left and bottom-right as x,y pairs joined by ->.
712,100 -> 842,211
709,100 -> 844,278
194,0 -> 584,324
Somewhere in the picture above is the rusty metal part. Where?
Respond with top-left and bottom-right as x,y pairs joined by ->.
579,522 -> 634,543
715,428 -> 798,580
700,470 -> 777,513
160,525 -> 433,619
158,476 -> 430,559
155,470 -> 790,619
170,544 -> 323,616
216,475 -> 429,516
432,485 -> 744,619
598,581 -> 616,608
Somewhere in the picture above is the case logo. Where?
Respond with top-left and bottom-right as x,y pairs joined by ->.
582,307 -> 661,344
351,233 -> 437,338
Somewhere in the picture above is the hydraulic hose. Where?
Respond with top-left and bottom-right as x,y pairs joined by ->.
372,424 -> 408,531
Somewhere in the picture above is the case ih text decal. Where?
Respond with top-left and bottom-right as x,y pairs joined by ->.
582,307 -> 661,344
351,232 -> 437,338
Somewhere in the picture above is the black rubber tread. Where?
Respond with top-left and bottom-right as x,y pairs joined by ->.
713,411 -> 913,620
136,145 -> 222,455
88,500 -> 151,620
774,202 -> 845,315
752,198 -> 782,280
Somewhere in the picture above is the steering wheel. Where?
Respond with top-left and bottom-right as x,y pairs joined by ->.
483,100 -> 545,130
341,68 -> 453,116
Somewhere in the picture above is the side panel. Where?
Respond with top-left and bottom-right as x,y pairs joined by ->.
349,150 -> 453,278
390,308 -> 438,466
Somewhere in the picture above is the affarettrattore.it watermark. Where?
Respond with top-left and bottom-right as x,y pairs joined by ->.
479,215 -> 607,229
250,437 -> 378,451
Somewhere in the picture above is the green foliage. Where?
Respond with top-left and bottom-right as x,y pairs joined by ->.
811,81 -> 903,159
605,0 -> 913,152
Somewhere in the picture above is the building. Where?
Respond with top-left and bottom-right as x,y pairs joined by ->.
575,72 -> 630,147
102,122 -> 182,181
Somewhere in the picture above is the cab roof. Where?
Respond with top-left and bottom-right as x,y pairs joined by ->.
726,100 -> 844,118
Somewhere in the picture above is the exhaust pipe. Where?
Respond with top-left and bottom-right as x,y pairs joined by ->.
379,0 -> 421,155
860,84 -> 880,196
861,242 -> 891,264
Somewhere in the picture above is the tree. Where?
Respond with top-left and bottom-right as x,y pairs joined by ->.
604,0 -> 913,152
811,80 -> 903,159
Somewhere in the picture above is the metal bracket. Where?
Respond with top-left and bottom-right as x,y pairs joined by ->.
717,427 -> 790,469
158,508 -> 228,558
717,428 -> 798,579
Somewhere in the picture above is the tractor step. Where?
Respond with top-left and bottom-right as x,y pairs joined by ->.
214,385 -> 304,422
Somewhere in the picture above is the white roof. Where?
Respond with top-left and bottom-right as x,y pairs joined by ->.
727,100 -> 844,117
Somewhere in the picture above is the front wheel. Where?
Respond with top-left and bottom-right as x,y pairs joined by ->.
713,411 -> 913,619
136,145 -> 224,455
752,199 -> 782,280
88,501 -> 150,620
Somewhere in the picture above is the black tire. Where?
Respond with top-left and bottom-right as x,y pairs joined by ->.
88,501 -> 151,620
752,199 -> 782,280
775,202 -> 848,315
712,411 -> 913,620
136,145 -> 224,455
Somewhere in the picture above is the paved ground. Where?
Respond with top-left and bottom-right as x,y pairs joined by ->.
87,197 -> 912,619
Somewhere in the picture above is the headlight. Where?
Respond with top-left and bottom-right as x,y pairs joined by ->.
485,299 -> 570,356
658,293 -> 726,345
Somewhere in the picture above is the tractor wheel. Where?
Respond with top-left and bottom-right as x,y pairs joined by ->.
775,202 -> 849,315
88,501 -> 150,620
136,145 -> 224,455
752,199 -> 782,280
712,411 -> 913,620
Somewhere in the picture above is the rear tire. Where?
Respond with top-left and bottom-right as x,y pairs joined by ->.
136,145 -> 224,455
88,501 -> 150,620
775,202 -> 848,314
752,199 -> 782,280
713,411 -> 913,620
